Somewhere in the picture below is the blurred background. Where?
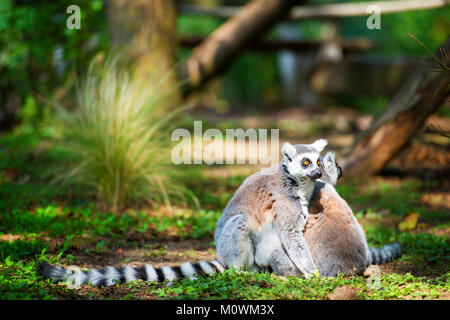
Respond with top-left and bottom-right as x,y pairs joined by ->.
1,0 -> 449,124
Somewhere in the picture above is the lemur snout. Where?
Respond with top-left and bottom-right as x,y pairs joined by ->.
308,169 -> 322,180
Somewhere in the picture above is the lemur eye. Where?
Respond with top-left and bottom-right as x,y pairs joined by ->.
303,160 -> 310,166
317,160 -> 321,166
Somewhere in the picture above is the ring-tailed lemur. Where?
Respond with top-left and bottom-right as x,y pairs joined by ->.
214,139 -> 330,277
37,139 -> 327,285
305,151 -> 402,277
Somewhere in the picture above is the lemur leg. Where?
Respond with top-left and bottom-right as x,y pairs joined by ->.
269,248 -> 303,277
216,214 -> 257,271
273,201 -> 317,278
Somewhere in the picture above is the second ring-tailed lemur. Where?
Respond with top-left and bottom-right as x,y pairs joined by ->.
305,151 -> 401,277
36,140 -> 401,286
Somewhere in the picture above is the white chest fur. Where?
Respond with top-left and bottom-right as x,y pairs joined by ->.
253,223 -> 282,267
297,180 -> 315,218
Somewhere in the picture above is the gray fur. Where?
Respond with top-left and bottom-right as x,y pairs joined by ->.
269,248 -> 303,277
216,214 -> 256,271
368,243 -> 402,265
215,139 -> 328,278
319,152 -> 341,186
307,181 -> 370,277
308,153 -> 402,277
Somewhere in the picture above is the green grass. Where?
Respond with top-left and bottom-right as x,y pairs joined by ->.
0,126 -> 449,300
337,178 -> 449,222
146,269 -> 449,300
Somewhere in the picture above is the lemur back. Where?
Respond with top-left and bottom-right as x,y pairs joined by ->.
305,181 -> 369,276
305,152 -> 401,277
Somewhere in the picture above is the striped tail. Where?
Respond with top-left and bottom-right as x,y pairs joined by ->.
368,243 -> 402,265
36,260 -> 226,287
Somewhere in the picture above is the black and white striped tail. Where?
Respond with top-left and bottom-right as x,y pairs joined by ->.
36,260 -> 226,287
368,243 -> 402,265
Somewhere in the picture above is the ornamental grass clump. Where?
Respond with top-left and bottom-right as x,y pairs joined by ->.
56,59 -> 190,211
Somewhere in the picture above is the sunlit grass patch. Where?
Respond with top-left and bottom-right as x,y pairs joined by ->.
337,177 -> 449,222
1,202 -> 220,247
142,208 -> 221,240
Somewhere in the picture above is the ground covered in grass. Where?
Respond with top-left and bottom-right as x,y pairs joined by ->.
1,113 -> 449,300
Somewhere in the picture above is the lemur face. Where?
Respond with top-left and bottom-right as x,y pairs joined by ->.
319,151 -> 342,186
281,139 -> 328,182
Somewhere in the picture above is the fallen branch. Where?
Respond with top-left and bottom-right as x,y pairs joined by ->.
181,0 -> 450,20
179,36 -> 376,52
341,37 -> 450,177
179,0 -> 305,95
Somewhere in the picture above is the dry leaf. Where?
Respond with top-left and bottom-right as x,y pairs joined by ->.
398,212 -> 419,231
329,286 -> 360,300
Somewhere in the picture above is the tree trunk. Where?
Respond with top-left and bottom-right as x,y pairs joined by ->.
180,0 -> 303,95
107,0 -> 180,105
342,38 -> 450,177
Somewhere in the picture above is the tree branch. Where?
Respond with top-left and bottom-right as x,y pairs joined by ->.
341,37 -> 450,177
181,0 -> 450,20
179,0 -> 304,95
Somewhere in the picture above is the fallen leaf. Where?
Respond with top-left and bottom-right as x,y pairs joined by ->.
398,212 -> 419,232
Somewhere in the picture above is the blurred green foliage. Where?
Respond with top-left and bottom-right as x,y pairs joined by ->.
338,1 -> 450,56
0,0 -> 449,124
178,2 -> 450,110
0,0 -> 108,124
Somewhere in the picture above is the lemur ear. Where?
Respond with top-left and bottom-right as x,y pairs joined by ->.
325,151 -> 335,163
281,142 -> 296,160
311,139 -> 328,152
